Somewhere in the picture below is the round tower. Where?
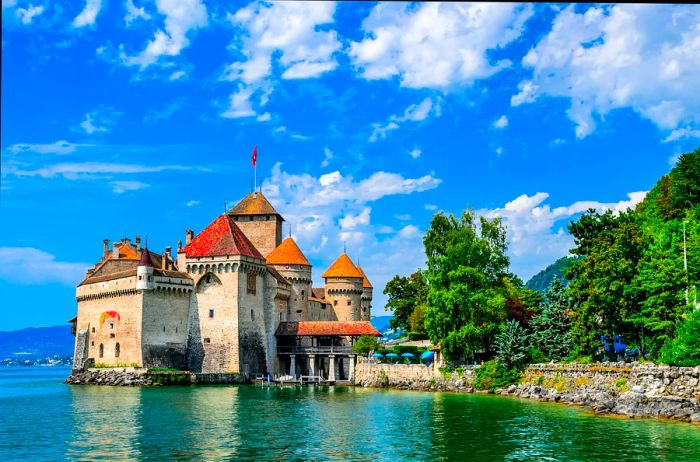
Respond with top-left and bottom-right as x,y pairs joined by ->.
136,247 -> 156,291
322,253 -> 364,322
356,266 -> 373,322
267,237 -> 312,321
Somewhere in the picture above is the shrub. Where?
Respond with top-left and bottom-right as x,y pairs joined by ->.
353,335 -> 379,356
474,360 -> 522,391
614,377 -> 629,392
661,311 -> 700,367
496,319 -> 531,370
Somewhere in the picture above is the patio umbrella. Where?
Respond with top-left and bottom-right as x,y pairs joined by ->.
420,351 -> 434,360
371,353 -> 384,358
385,353 -> 399,358
401,353 -> 415,358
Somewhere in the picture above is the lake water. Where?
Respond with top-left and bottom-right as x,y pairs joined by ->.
1,367 -> 699,461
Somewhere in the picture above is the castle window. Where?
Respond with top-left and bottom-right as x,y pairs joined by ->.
109,323 -> 114,330
206,275 -> 211,283
251,309 -> 255,321
347,300 -> 352,306
92,327 -> 95,333
247,273 -> 256,295
301,290 -> 305,298
203,338 -> 211,344
138,276 -> 142,280
334,300 -> 338,306
287,305 -> 291,319
209,309 -> 214,318
99,344 -> 104,358
266,215 -> 270,221
110,333 -> 115,338
91,341 -> 94,346
163,326 -> 166,332
115,343 -> 120,358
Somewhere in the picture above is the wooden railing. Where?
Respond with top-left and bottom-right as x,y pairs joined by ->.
277,345 -> 354,355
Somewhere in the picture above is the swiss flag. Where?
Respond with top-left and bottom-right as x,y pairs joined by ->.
252,146 -> 257,167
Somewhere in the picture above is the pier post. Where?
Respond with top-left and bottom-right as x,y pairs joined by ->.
308,355 -> 316,378
349,355 -> 356,383
290,355 -> 296,378
328,355 -> 336,381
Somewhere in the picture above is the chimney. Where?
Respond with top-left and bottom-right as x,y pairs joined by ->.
103,239 -> 110,257
163,247 -> 172,270
135,236 -> 141,251
177,239 -> 183,251
186,229 -> 194,245
112,244 -> 120,259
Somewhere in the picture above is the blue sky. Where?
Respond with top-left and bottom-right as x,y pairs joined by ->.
2,2 -> 699,330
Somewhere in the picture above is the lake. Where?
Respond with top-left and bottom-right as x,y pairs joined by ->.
1,366 -> 698,461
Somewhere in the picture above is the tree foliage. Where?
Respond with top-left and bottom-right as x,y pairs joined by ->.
384,270 -> 428,332
423,211 -> 511,362
495,319 -> 530,370
530,277 -> 574,361
353,335 -> 379,356
661,311 -> 700,367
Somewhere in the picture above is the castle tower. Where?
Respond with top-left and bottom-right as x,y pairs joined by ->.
266,237 -> 312,321
356,265 -> 373,322
322,253 -> 364,322
227,192 -> 284,258
136,246 -> 156,291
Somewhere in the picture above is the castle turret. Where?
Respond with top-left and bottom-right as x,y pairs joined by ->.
322,253 -> 364,322
356,265 -> 373,322
136,247 -> 156,291
227,192 -> 284,258
267,237 -> 312,321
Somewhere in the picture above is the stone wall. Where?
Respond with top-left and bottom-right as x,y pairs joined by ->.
355,361 -> 477,391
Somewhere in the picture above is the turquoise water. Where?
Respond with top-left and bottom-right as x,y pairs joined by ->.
1,367 -> 699,461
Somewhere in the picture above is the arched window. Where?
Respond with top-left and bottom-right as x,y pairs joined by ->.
115,343 -> 120,358
99,344 -> 104,358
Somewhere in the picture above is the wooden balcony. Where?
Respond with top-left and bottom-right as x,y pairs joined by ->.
277,345 -> 354,355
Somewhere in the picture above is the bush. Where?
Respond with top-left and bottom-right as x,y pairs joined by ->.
661,311 -> 700,367
496,319 -> 530,370
474,360 -> 522,391
353,335 -> 379,356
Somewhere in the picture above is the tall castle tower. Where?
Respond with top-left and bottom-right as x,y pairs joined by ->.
356,265 -> 373,322
266,237 -> 312,321
227,192 -> 284,258
322,253 -> 364,322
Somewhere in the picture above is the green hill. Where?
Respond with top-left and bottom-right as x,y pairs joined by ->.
526,257 -> 578,293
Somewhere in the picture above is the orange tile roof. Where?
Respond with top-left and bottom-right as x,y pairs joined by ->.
266,237 -> 311,267
321,253 -> 364,279
356,265 -> 373,289
228,192 -> 281,217
275,321 -> 381,337
183,214 -> 264,259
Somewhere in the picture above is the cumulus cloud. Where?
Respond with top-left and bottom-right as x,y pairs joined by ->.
409,148 -> 422,159
513,4 -> 700,138
121,0 -> 207,68
124,0 -> 150,25
0,247 -> 89,285
15,4 -> 43,24
79,106 -> 120,135
73,0 -> 102,28
370,97 -> 441,142
663,128 -> 700,143
480,190 -> 647,280
493,115 -> 509,129
349,2 -> 533,89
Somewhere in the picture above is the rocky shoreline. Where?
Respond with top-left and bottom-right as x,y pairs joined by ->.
65,368 -> 248,386
355,362 -> 700,424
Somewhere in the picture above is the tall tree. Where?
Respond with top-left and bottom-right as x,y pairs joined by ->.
384,270 -> 428,332
530,277 -> 574,361
423,211 -> 511,362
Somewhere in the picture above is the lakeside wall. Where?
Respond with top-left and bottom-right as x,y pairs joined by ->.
354,361 -> 700,423
66,368 -> 248,386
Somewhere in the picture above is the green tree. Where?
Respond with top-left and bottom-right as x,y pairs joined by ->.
661,311 -> 700,367
495,319 -> 530,370
353,335 -> 379,356
423,211 -> 511,362
530,277 -> 574,361
408,303 -> 427,339
384,270 -> 428,332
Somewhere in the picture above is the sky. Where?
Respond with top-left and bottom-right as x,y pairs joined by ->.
2,1 -> 699,330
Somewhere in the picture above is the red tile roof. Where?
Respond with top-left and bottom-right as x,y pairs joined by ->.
267,237 -> 311,267
356,265 -> 373,289
183,214 -> 264,259
275,321 -> 381,337
321,253 -> 363,279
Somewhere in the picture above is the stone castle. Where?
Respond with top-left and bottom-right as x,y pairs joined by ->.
70,191 -> 380,380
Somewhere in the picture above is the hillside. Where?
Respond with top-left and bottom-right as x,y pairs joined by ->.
0,325 -> 73,359
526,257 -> 578,293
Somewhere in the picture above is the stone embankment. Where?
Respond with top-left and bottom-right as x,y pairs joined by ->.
66,368 -> 248,386
354,361 -> 700,423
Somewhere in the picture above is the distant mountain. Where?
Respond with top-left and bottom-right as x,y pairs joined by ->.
371,315 -> 393,334
526,257 -> 579,293
0,325 -> 73,359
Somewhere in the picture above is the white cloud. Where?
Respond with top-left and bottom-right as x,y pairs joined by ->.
349,2 -> 533,89
424,204 -> 438,211
513,4 -> 700,139
169,70 -> 186,81
73,0 -> 102,28
409,148 -> 422,159
663,128 -> 700,143
321,146 -> 333,167
121,0 -> 208,68
495,146 -> 503,156
4,162 -> 193,180
395,214 -> 411,221
15,4 -> 44,24
493,115 -> 509,129
125,0 -> 150,25
256,112 -> 271,122
185,200 -> 200,207
79,107 -> 120,135
111,180 -> 149,193
7,140 -> 83,155
221,84 -> 256,118
340,207 -> 371,230
0,247 -> 89,285
480,190 -> 647,280
369,97 -> 440,142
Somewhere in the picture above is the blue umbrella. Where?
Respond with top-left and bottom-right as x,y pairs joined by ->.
420,351 -> 434,360
371,353 -> 384,358
401,353 -> 415,358
385,353 -> 399,358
